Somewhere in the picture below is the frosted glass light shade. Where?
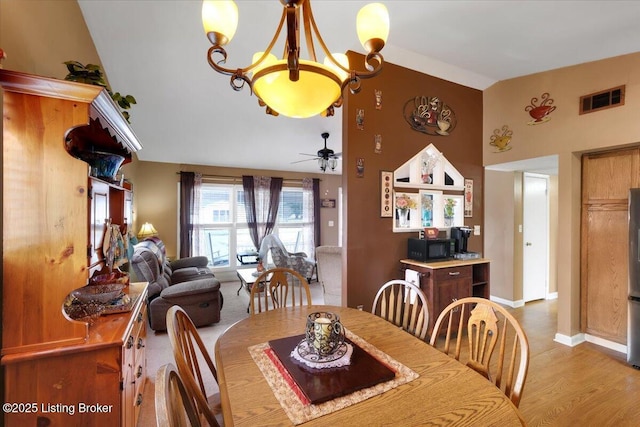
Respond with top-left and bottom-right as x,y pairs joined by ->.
324,53 -> 350,82
202,0 -> 239,45
253,59 -> 343,118
356,3 -> 389,53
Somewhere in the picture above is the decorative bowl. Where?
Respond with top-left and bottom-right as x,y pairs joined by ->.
64,302 -> 105,324
77,150 -> 126,181
72,284 -> 126,304
89,271 -> 129,286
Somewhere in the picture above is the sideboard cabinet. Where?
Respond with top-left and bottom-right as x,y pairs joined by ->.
1,69 -> 144,426
401,258 -> 490,335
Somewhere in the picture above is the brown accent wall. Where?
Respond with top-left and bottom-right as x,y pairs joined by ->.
342,52 -> 483,309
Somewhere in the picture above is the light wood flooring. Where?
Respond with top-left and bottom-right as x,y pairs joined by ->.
511,299 -> 640,426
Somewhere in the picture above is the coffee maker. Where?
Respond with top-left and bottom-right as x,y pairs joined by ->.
450,226 -> 473,253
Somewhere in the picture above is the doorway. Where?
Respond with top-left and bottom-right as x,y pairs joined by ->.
523,173 -> 549,302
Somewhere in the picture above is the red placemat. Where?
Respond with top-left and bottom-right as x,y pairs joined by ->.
268,334 -> 396,404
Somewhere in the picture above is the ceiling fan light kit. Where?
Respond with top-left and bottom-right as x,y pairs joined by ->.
202,0 -> 389,118
293,132 -> 341,172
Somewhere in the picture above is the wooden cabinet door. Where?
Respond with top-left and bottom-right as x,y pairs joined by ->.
435,266 -> 472,332
581,148 -> 640,344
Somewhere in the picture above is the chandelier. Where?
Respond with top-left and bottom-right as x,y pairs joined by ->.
202,0 -> 389,118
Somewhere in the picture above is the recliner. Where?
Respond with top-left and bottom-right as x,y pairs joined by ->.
130,237 -> 222,331
258,234 -> 316,282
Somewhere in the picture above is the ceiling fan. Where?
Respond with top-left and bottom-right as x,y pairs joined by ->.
293,132 -> 341,172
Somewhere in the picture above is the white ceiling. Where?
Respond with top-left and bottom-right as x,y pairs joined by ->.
78,1 -> 640,175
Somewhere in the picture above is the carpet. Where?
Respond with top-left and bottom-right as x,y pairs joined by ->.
137,279 -> 326,426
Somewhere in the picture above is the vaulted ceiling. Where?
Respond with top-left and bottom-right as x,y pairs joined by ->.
78,1 -> 640,174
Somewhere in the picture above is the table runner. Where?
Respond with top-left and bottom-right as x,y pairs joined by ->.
248,329 -> 419,425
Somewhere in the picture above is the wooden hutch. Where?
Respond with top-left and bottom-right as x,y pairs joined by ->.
1,69 -> 146,427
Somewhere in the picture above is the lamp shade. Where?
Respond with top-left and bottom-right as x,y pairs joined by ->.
356,3 -> 389,53
138,222 -> 158,239
202,0 -> 239,46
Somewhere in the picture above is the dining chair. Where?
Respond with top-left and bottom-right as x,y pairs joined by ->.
155,363 -> 202,427
166,305 -> 223,427
429,297 -> 530,407
371,279 -> 430,340
250,267 -> 312,315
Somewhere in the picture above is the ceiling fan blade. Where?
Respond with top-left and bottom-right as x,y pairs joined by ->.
331,152 -> 342,158
291,158 -> 318,164
298,153 -> 317,157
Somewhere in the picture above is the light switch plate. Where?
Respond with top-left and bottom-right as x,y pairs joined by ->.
474,225 -> 481,236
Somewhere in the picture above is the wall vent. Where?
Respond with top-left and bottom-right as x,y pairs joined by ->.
579,85 -> 625,115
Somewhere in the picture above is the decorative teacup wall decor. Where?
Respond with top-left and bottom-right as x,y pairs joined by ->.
525,92 -> 556,124
490,125 -> 513,152
404,96 -> 457,136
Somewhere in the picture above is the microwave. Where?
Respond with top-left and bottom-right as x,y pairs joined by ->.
408,238 -> 454,262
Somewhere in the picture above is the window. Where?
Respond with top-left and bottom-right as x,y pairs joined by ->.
193,183 -> 311,269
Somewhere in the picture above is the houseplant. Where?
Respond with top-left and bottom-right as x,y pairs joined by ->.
444,198 -> 457,226
63,61 -> 137,122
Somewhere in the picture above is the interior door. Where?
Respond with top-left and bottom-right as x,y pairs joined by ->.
523,173 -> 549,302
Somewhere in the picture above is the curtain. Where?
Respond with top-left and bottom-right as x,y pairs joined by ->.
301,178 -> 320,258
243,175 -> 283,252
179,171 -> 201,258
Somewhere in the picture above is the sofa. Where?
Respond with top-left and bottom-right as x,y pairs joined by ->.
130,237 -> 223,331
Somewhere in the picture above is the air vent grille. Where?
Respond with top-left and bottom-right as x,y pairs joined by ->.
580,85 -> 625,115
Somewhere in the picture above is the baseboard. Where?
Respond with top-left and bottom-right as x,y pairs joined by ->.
584,334 -> 627,354
547,292 -> 558,300
490,295 -> 524,308
554,333 -> 585,347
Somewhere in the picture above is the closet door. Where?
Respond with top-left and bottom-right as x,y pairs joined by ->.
581,148 -> 640,344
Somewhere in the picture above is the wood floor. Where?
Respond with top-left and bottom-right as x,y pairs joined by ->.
511,299 -> 640,426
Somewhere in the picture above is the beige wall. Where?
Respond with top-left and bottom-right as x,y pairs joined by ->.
484,170 -> 517,300
0,0 -> 102,78
485,170 -> 558,302
129,159 -> 342,261
484,52 -> 640,339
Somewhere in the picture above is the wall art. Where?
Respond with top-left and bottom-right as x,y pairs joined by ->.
464,179 -> 473,217
489,125 -> 513,152
375,89 -> 382,110
356,108 -> 365,130
356,157 -> 365,177
380,171 -> 393,217
403,95 -> 457,136
525,92 -> 556,125
374,134 -> 382,154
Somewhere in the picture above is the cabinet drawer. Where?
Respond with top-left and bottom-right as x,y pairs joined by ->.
434,266 -> 472,282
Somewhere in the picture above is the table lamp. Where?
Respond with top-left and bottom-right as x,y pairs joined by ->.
137,222 -> 158,239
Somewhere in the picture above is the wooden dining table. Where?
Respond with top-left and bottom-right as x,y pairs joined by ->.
215,305 -> 525,426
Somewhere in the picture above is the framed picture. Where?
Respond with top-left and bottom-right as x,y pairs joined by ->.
380,171 -> 393,217
464,178 -> 473,217
419,189 -> 442,228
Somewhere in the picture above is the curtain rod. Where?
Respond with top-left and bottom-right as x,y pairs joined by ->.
175,172 -> 311,185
